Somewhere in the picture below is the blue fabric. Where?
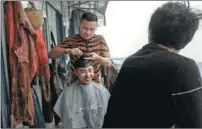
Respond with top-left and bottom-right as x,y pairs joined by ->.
59,56 -> 66,66
1,43 -> 10,128
32,88 -> 46,128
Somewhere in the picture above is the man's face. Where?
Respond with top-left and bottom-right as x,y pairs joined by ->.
79,19 -> 97,40
74,66 -> 94,85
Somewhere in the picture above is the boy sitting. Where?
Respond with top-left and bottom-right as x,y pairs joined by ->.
53,54 -> 110,128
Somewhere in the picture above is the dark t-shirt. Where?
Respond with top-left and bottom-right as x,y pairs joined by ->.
103,43 -> 202,128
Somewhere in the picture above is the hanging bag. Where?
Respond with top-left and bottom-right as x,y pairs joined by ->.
24,1 -> 44,30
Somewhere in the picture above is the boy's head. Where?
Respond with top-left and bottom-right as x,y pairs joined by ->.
74,54 -> 94,85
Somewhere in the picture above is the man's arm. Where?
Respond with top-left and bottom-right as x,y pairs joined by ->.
48,46 -> 71,59
91,36 -> 111,67
90,52 -> 112,67
98,55 -> 112,67
172,59 -> 202,128
48,37 -> 82,59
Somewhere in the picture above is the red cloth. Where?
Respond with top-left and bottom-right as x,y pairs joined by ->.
35,28 -> 51,102
35,29 -> 49,66
6,1 -> 38,126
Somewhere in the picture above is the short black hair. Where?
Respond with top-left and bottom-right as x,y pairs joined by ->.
148,2 -> 202,50
74,54 -> 93,69
80,12 -> 98,22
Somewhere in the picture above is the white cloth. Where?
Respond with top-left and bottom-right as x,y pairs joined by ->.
53,81 -> 110,128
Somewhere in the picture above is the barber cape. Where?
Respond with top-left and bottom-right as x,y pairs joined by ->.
53,81 -> 110,128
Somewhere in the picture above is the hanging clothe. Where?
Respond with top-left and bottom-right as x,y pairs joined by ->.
69,9 -> 85,36
5,1 -> 38,126
42,62 -> 69,124
32,87 -> 46,128
1,2 -> 11,127
34,28 -> 52,124
35,28 -> 51,107
1,42 -> 10,128
41,31 -> 69,124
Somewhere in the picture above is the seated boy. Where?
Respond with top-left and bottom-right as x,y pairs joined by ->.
53,54 -> 110,128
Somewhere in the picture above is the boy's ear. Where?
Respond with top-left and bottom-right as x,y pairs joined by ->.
73,69 -> 77,77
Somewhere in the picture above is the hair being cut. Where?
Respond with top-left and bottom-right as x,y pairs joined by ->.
148,2 -> 202,50
74,54 -> 93,68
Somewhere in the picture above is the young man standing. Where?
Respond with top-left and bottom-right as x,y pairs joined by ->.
53,54 -> 110,128
103,2 -> 202,128
48,12 -> 111,84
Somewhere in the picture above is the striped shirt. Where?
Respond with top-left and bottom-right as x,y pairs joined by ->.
58,34 -> 110,83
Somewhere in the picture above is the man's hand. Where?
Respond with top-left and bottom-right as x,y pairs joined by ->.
69,48 -> 83,56
90,52 -> 100,61
89,52 -> 111,67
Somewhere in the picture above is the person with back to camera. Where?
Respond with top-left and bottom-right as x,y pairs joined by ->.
103,2 -> 202,128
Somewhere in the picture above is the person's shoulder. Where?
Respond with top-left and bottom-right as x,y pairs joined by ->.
63,34 -> 81,42
177,54 -> 196,65
128,48 -> 194,68
63,82 -> 77,93
91,81 -> 110,93
159,51 -> 196,66
68,34 -> 80,39
171,55 -> 201,94
175,54 -> 199,74
92,34 -> 105,41
165,53 -> 197,68
94,34 -> 104,38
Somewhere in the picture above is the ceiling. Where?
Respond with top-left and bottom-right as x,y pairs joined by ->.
67,1 -> 109,15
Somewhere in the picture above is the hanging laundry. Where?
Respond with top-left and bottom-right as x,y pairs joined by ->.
32,87 -> 46,128
35,28 -> 51,102
38,30 -> 69,124
42,62 -> 69,124
1,2 -> 11,127
24,1 -> 51,124
69,9 -> 85,36
5,1 -> 38,126
1,42 -> 11,128
34,28 -> 52,124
